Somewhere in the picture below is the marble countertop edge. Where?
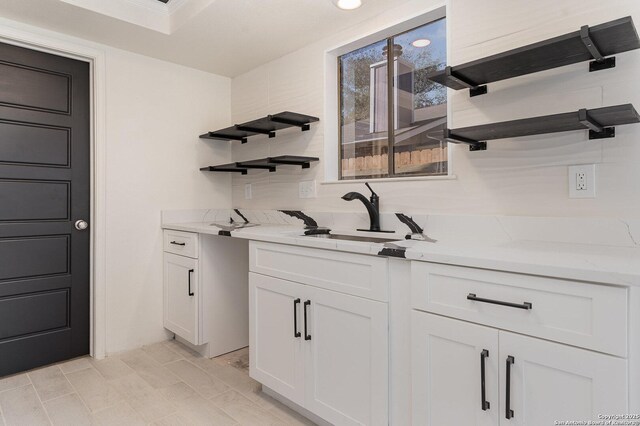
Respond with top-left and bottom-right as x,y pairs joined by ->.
162,222 -> 640,287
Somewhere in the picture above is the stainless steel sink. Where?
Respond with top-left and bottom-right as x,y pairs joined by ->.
302,233 -> 402,243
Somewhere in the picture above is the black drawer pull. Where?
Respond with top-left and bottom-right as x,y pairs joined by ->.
303,300 -> 311,340
170,241 -> 186,246
505,356 -> 515,419
188,269 -> 194,296
480,349 -> 490,411
293,298 -> 301,338
467,293 -> 532,310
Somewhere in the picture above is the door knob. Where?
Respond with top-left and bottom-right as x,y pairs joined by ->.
75,220 -> 89,231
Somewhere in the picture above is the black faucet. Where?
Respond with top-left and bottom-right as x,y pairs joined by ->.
342,183 -> 393,233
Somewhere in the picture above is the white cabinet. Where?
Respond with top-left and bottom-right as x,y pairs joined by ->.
304,284 -> 388,426
412,312 -> 499,426
249,273 -> 305,406
162,229 -> 249,357
412,311 -> 628,426
500,332 -> 627,425
249,247 -> 389,426
164,253 -> 200,345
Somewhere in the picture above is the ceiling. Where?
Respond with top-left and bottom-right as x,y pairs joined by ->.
0,0 -> 416,77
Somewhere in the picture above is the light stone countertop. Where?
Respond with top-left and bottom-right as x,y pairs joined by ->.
162,221 -> 640,287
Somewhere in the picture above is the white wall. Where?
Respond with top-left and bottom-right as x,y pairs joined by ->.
104,48 -> 232,354
230,0 -> 640,220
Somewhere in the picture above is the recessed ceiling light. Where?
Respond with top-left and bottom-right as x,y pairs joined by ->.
412,39 -> 431,48
334,0 -> 362,10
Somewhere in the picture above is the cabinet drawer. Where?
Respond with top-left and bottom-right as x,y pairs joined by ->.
411,262 -> 627,357
250,241 -> 388,302
163,230 -> 198,258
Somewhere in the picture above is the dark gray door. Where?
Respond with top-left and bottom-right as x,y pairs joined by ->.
0,41 -> 90,376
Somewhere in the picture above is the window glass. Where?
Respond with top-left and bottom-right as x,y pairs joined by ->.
393,18 -> 447,176
338,18 -> 447,180
339,40 -> 389,179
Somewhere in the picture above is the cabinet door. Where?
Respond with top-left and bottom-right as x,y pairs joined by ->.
499,331 -> 628,425
304,286 -> 389,426
163,253 -> 200,345
412,311 -> 499,426
249,273 -> 305,407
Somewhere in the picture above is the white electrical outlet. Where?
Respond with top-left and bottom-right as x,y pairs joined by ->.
299,180 -> 317,199
576,172 -> 587,190
568,165 -> 596,198
244,183 -> 252,200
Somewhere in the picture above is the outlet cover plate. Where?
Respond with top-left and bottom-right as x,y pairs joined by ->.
299,180 -> 317,199
244,183 -> 252,200
568,164 -> 596,198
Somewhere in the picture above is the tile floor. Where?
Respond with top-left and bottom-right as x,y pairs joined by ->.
0,341 -> 315,426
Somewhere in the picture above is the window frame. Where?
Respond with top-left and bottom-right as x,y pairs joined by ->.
335,11 -> 448,181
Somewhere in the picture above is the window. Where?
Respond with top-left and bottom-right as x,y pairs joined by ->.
338,18 -> 447,180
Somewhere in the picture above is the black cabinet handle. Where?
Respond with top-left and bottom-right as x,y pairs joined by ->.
481,349 -> 490,411
303,300 -> 311,340
293,298 -> 301,338
505,356 -> 515,419
467,293 -> 532,310
188,269 -> 194,296
170,241 -> 186,246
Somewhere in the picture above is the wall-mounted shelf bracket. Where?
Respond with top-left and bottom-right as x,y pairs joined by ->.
443,66 -> 487,97
200,165 -> 248,174
235,160 -> 277,172
444,129 -> 488,151
469,85 -> 488,97
578,108 -> 616,139
268,156 -> 318,168
207,132 -> 248,143
580,25 -> 616,72
234,125 -> 276,138
589,127 -> 615,139
268,115 -> 311,131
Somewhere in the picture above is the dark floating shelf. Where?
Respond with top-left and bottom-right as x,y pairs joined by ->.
200,164 -> 249,175
428,16 -> 640,97
445,104 -> 640,151
200,111 -> 319,143
200,156 -> 319,174
267,156 -> 319,169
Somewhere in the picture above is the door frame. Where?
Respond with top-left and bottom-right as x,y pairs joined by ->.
0,19 -> 107,359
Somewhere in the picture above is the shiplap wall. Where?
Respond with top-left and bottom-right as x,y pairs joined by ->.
230,0 -> 640,219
